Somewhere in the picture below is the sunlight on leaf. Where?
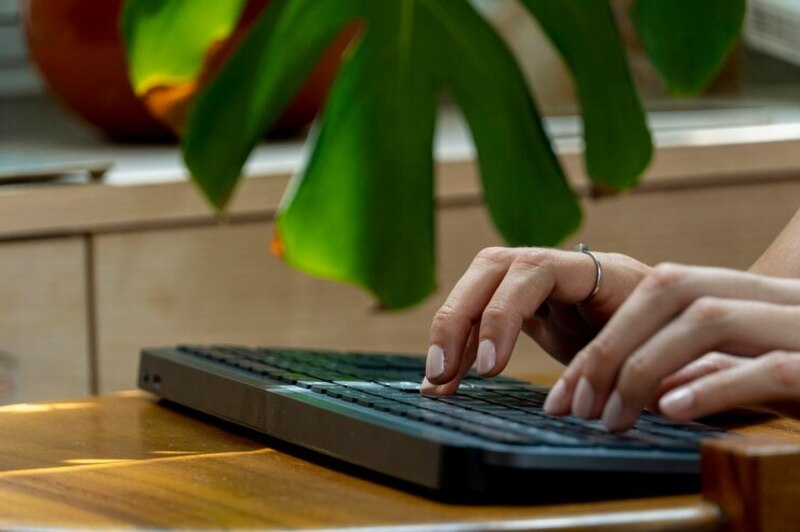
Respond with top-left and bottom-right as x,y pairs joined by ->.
183,0 -> 581,308
183,0 -> 359,209
122,0 -> 247,95
124,0 -> 746,309
122,0 -> 252,131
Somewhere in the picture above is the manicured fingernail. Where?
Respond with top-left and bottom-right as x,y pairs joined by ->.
602,391 -> 624,431
477,340 -> 496,376
659,388 -> 694,417
572,377 -> 595,418
426,345 -> 445,379
544,379 -> 568,414
420,377 -> 438,395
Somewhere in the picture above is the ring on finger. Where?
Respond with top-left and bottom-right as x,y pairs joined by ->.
575,243 -> 603,306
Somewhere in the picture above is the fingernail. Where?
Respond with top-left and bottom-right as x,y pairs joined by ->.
477,340 -> 496,376
426,345 -> 445,379
659,388 -> 694,417
602,391 -> 624,431
544,379 -> 568,414
420,377 -> 438,396
572,377 -> 595,419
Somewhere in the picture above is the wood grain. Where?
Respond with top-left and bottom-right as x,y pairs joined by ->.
0,237 -> 90,402
4,136 -> 800,241
0,391 -> 261,474
0,392 -> 722,531
702,436 -> 800,532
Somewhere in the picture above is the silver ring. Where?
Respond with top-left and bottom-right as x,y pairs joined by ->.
575,243 -> 602,305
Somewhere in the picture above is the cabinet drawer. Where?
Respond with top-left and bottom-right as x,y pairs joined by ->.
0,237 -> 90,402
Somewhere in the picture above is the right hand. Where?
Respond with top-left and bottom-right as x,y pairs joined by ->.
422,246 -> 650,395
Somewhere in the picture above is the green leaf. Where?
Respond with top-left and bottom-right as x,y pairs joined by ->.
428,1 -> 581,248
274,3 -> 439,309
183,0 -> 358,209
122,0 -> 247,94
631,0 -> 746,97
183,0 -> 581,308
519,0 -> 651,190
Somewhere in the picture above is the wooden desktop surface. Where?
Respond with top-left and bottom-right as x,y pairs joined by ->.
0,391 -> 798,531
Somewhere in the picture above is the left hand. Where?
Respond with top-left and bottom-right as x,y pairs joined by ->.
543,263 -> 800,431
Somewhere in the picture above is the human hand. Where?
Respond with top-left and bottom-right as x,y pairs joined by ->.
422,246 -> 650,395
543,263 -> 800,431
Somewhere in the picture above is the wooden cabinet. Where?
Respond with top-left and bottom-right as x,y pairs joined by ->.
568,179 -> 800,269
2,144 -> 800,401
93,208 -> 507,392
93,178 -> 800,393
0,237 -> 91,401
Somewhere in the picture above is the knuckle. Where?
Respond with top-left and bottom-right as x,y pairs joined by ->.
644,263 -> 687,292
622,356 -> 652,386
511,248 -> 553,271
584,336 -> 616,366
705,352 -> 735,372
685,297 -> 728,326
474,247 -> 509,265
431,303 -> 463,330
482,303 -> 513,324
765,352 -> 800,393
568,349 -> 591,372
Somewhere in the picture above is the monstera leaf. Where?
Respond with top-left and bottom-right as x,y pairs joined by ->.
123,0 -> 247,94
520,0 -> 651,190
123,0 -> 249,128
631,0 -> 746,96
123,0 -> 746,309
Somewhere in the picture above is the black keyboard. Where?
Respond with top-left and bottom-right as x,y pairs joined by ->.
139,345 -> 729,501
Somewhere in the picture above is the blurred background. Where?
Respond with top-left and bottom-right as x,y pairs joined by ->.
6,0 -> 800,144
3,0 -> 800,405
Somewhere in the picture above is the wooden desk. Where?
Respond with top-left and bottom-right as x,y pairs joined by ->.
0,392 -> 798,530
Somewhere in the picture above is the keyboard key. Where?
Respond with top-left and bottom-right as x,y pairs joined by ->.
178,345 -> 724,452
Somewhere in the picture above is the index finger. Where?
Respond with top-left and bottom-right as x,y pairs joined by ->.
426,247 -> 600,384
426,247 -> 513,384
